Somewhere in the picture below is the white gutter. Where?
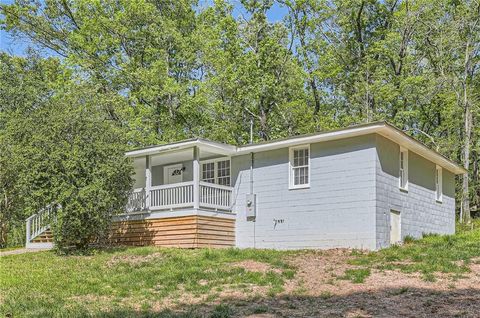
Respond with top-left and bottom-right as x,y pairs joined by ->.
125,122 -> 466,175
125,139 -> 236,158
236,123 -> 384,155
376,125 -> 467,175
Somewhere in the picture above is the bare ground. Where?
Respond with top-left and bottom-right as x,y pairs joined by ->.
155,249 -> 480,318
0,248 -> 50,256
64,249 -> 480,317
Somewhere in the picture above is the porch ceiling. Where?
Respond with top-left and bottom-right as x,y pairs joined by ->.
132,148 -> 226,168
125,139 -> 236,159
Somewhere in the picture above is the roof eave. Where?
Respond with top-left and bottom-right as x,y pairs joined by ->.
124,121 -> 466,175
377,124 -> 467,175
236,122 -> 385,155
125,139 -> 237,158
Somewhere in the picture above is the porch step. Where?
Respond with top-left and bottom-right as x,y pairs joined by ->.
26,241 -> 54,249
25,203 -> 60,249
32,230 -> 53,243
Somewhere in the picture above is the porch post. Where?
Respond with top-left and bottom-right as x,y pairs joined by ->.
193,146 -> 200,210
26,218 -> 31,244
145,155 -> 152,210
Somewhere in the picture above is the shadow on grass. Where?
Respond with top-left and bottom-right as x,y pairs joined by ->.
84,287 -> 480,318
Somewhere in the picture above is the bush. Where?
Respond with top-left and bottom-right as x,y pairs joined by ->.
2,78 -> 133,251
46,102 -> 133,251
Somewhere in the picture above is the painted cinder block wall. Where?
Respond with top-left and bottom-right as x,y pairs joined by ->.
231,134 -> 456,250
232,134 -> 378,250
374,135 -> 456,249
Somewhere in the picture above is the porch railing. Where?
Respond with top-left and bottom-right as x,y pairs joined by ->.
150,181 -> 194,210
26,203 -> 59,243
199,181 -> 232,210
127,182 -> 233,212
126,188 -> 146,212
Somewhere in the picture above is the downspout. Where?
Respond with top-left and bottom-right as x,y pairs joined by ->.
250,118 -> 256,248
251,152 -> 255,248
250,119 -> 254,195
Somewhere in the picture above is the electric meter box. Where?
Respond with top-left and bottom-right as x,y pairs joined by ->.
246,193 -> 256,221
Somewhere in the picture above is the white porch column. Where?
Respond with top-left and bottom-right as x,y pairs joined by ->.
25,218 -> 31,244
145,155 -> 152,210
193,146 -> 200,210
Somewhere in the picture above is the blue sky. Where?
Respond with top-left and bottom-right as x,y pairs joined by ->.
0,0 -> 25,55
0,0 -> 288,57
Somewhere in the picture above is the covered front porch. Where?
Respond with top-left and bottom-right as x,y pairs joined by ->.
125,140 -> 236,214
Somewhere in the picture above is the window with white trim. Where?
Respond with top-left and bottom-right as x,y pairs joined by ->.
217,160 -> 230,186
201,162 -> 215,183
289,145 -> 310,189
201,159 -> 231,186
435,166 -> 442,202
399,148 -> 408,190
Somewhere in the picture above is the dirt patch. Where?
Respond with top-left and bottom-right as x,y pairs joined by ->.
66,295 -> 115,313
106,252 -> 165,268
282,249 -> 480,296
283,249 -> 357,294
232,260 -> 282,274
163,249 -> 480,317
98,249 -> 480,317
0,248 -> 51,256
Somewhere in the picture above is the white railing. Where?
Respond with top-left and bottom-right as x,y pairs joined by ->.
150,181 -> 194,210
26,204 -> 58,244
126,181 -> 233,212
126,188 -> 146,212
199,181 -> 232,210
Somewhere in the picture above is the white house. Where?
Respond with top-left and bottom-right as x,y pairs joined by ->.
25,122 -> 466,250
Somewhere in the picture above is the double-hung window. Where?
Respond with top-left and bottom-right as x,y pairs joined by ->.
399,148 -> 408,190
435,166 -> 443,202
201,162 -> 215,183
289,145 -> 310,189
201,159 -> 230,186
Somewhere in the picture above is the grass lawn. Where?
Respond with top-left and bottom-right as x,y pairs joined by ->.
1,221 -> 479,317
347,219 -> 480,282
0,247 -> 296,317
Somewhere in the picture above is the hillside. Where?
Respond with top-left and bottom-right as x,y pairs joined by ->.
1,222 -> 479,317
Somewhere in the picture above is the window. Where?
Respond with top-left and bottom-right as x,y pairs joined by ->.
201,159 -> 230,186
399,148 -> 408,190
217,160 -> 230,186
289,145 -> 310,189
435,166 -> 443,202
202,162 -> 215,183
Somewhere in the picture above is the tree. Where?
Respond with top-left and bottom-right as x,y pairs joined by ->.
1,0 -> 479,220
0,54 -> 133,250
417,0 -> 480,222
199,0 -> 311,143
0,53 -> 65,247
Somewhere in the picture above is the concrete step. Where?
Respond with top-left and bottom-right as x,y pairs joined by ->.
26,242 -> 53,249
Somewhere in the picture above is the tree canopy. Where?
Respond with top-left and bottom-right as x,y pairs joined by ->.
0,53 -> 133,248
0,0 -> 478,240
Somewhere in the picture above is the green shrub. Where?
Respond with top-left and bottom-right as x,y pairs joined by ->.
2,80 -> 133,252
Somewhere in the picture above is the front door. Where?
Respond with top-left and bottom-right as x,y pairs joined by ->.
390,210 -> 401,245
164,164 -> 183,185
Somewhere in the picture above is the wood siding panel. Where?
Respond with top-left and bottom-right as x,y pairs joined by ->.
109,215 -> 235,248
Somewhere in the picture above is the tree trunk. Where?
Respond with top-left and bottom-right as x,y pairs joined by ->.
460,39 -> 472,224
0,219 -> 8,248
309,77 -> 321,115
461,94 -> 471,223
